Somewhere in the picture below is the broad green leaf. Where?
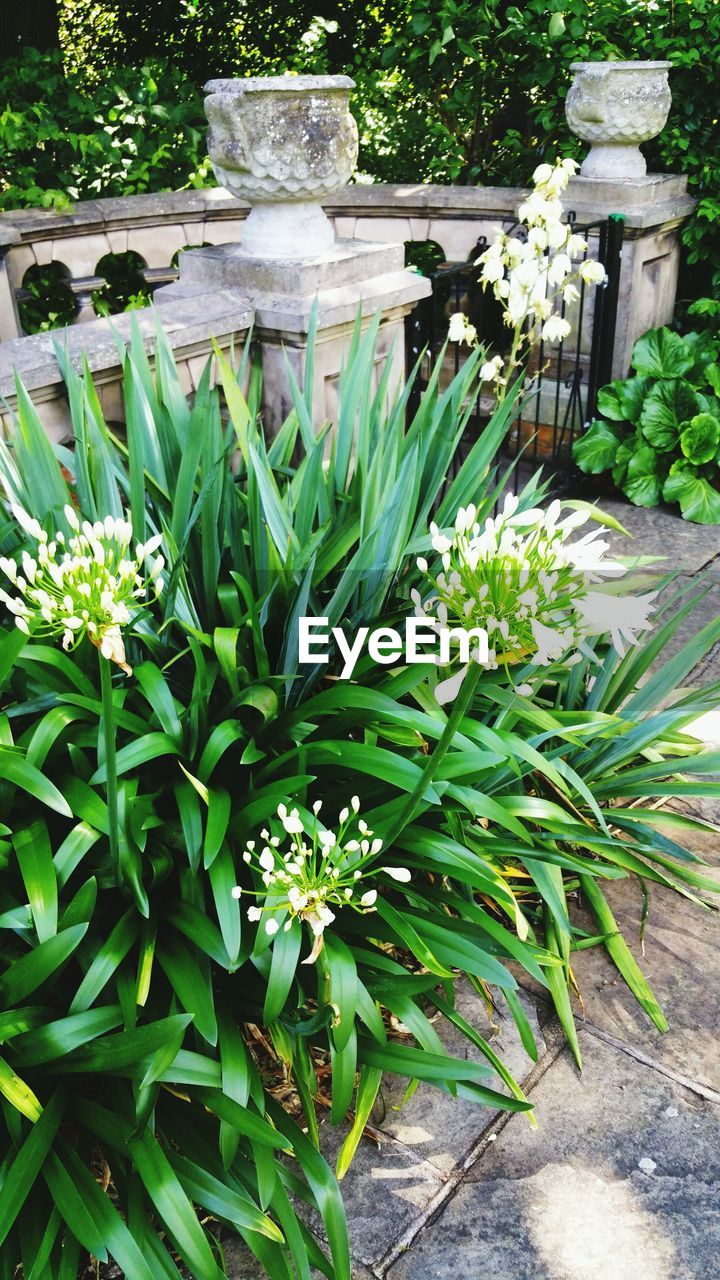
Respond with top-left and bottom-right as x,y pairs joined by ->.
632,327 -> 694,378
374,897 -> 452,978
0,747 -> 71,817
12,1006 -> 123,1066
680,412 -> 720,465
336,1065 -> 382,1179
323,933 -> 358,1053
54,1141 -> 157,1280
57,1014 -> 191,1073
673,473 -> 720,523
90,731 -> 180,782
582,876 -> 667,1031
70,909 -> 138,1012
263,919 -> 302,1024
43,1152 -> 109,1260
13,820 -> 58,942
573,420 -> 621,473
0,925 -> 87,1003
130,1130 -> 227,1280
157,937 -> 218,1045
0,1089 -> 65,1247
167,1149 -> 284,1242
623,445 -> 663,507
0,1054 -> 42,1121
640,379 -> 700,452
597,376 -> 652,424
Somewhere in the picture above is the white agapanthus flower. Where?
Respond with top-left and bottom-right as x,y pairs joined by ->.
0,504 -> 164,675
413,494 -> 653,694
449,158 -> 608,387
233,799 -> 411,964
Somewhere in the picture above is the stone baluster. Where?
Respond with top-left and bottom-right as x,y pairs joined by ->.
0,228 -> 23,342
71,275 -> 106,324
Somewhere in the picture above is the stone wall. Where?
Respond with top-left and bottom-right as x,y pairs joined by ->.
0,287 -> 252,441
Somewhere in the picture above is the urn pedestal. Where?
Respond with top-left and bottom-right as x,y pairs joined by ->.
561,58 -> 693,383
162,74 -> 429,431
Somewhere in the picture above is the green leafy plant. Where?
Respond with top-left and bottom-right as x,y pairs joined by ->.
0,319 -> 718,1278
574,324 -> 720,523
0,49 -> 210,213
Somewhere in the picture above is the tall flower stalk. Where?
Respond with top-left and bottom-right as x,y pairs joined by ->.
0,504 -> 163,884
449,158 -> 607,399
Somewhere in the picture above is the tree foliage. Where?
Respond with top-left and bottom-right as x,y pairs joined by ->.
0,0 -> 718,301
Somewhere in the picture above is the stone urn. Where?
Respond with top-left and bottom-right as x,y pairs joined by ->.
204,74 -> 359,259
565,61 -> 672,180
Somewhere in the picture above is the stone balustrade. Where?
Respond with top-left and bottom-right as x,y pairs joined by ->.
0,185 -> 526,339
0,173 -> 695,443
0,177 -> 694,358
0,54 -> 696,446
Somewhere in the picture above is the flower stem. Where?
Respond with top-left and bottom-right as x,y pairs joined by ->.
99,653 -> 121,886
383,660 -> 483,849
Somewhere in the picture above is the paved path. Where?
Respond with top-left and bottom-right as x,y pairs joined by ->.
227,499 -> 720,1280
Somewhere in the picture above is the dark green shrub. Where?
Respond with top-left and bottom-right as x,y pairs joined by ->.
0,49 -> 210,212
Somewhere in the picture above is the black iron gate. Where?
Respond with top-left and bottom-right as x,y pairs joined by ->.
405,212 -> 624,486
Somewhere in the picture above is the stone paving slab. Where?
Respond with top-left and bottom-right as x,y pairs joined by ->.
311,1120 -> 445,1269
565,806 -> 720,1092
386,1031 -> 720,1280
600,497 -> 720,575
371,986 -> 546,1175
671,792 -> 720,828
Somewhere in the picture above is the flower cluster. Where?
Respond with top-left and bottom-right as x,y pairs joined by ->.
233,799 -> 411,964
448,159 -> 607,388
413,494 -> 655,699
0,504 -> 164,674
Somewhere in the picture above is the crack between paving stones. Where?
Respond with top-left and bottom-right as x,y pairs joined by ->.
580,1023 -> 720,1105
513,975 -> 720,1106
368,1028 -> 719,1279
371,1039 -> 567,1278
697,547 -> 720,573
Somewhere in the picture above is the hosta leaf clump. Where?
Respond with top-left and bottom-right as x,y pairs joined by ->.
574,324 -> 720,522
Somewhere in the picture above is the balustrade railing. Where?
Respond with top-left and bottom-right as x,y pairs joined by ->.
0,185 -> 532,338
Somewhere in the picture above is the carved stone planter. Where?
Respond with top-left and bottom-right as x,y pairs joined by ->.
204,74 -> 358,258
565,61 -> 672,180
